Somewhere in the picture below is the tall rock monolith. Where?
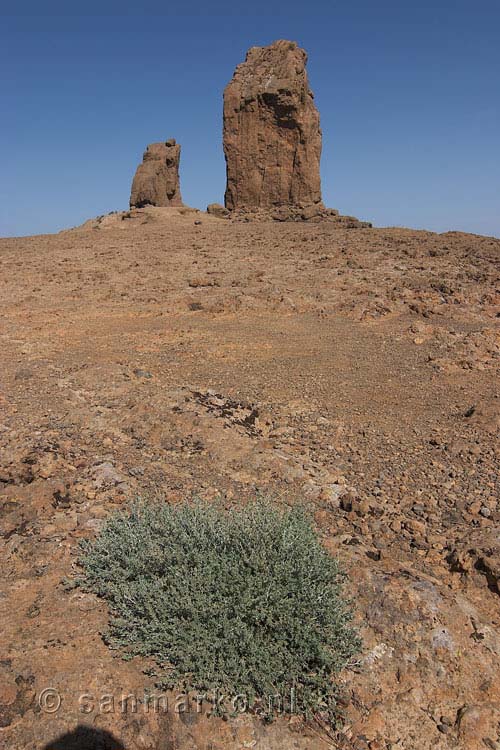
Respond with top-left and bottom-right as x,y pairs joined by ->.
223,40 -> 323,212
130,139 -> 182,208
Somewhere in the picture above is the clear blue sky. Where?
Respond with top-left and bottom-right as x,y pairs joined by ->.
1,1 -> 499,237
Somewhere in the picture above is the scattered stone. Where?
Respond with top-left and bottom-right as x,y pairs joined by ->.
301,204 -> 322,221
207,203 -> 230,218
91,462 -> 128,490
133,368 -> 153,379
437,722 -> 451,734
340,494 -> 353,512
14,368 -> 34,381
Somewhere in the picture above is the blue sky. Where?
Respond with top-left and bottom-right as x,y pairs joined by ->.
1,1 -> 499,237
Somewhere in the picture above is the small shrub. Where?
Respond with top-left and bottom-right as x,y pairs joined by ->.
79,498 -> 360,719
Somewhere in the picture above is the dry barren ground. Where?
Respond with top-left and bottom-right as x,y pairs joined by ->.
0,207 -> 499,750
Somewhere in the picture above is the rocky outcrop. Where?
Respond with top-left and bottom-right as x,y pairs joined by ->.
223,40 -> 322,212
207,203 -> 230,218
130,139 -> 182,208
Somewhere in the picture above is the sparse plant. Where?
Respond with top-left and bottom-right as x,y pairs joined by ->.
79,498 -> 360,721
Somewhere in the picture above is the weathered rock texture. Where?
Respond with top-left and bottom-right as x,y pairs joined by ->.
130,139 -> 182,208
223,40 -> 322,211
207,202 -> 230,218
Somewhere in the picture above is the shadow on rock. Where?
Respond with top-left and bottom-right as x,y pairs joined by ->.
43,725 -> 126,750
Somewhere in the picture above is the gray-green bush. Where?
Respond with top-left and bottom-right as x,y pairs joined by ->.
79,498 -> 360,719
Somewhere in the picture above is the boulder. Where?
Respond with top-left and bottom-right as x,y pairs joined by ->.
301,203 -> 323,221
223,40 -> 323,212
130,139 -> 182,208
207,203 -> 230,218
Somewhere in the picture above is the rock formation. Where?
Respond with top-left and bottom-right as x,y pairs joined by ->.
207,203 -> 229,218
130,139 -> 182,208
223,40 -> 322,212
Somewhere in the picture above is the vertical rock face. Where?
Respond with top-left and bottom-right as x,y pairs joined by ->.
130,139 -> 182,208
223,40 -> 322,212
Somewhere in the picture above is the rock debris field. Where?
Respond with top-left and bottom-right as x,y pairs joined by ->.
0,204 -> 499,749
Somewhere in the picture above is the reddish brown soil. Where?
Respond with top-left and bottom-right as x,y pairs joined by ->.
0,207 -> 498,750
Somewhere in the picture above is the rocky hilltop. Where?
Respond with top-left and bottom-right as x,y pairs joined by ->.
130,139 -> 182,208
0,206 -> 498,750
223,40 -> 323,213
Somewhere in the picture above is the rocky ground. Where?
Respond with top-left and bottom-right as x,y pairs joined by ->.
0,206 -> 498,750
